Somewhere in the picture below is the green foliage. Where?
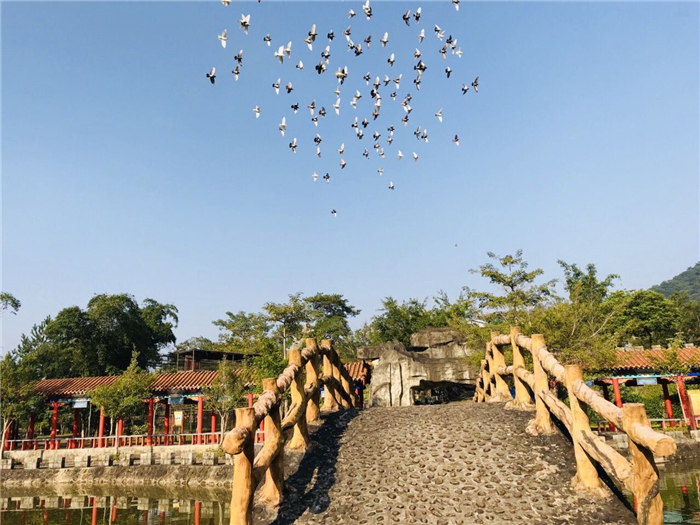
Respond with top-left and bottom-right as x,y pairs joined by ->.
202,359 -> 250,437
369,297 -> 449,348
0,292 -> 21,315
608,290 -> 679,348
304,292 -> 361,359
263,292 -> 309,352
469,250 -> 556,328
0,353 -> 43,449
89,354 -> 153,419
670,292 -> 700,346
13,294 -> 178,378
213,311 -> 272,355
652,262 -> 700,301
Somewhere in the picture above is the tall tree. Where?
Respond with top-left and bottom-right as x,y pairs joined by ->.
213,311 -> 272,355
470,250 -> 555,328
609,290 -> 679,348
202,359 -> 250,440
370,297 -> 445,348
0,354 -> 43,451
263,293 -> 310,357
304,293 -> 360,360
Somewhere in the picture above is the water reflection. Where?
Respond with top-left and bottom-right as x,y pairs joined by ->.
2,462 -> 699,525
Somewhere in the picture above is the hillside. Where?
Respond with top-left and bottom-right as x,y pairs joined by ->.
651,262 -> 700,300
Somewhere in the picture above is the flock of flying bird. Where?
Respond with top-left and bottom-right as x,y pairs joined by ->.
208,0 -> 479,217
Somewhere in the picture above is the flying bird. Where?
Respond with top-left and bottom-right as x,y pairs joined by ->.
348,9 -> 356,18
313,171 -> 318,182
397,150 -> 403,160
461,84 -> 469,95
221,0 -> 230,5
435,108 -> 443,122
289,138 -> 297,153
453,135 -> 460,146
413,152 -> 419,161
206,67 -> 216,84
402,10 -> 411,26
331,209 -> 337,217
418,29 -> 425,44
291,103 -> 299,113
252,106 -> 260,118
279,117 -> 286,136
453,0 -> 460,11
472,76 -> 479,92
324,174 -> 331,183
285,82 -> 293,93
234,50 -> 243,65
296,60 -> 304,70
414,8 -> 422,23
338,143 -> 345,156
263,34 -> 271,46
389,181 -> 394,190
238,14 -> 250,34
333,98 -> 341,115
231,65 -> 240,80
445,67 -> 452,79
340,159 -> 347,169
388,54 -> 395,67
218,29 -> 227,48
308,100 -> 316,115
380,32 -> 389,47
272,78 -> 280,94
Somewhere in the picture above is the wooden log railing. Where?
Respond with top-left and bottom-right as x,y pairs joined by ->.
474,328 -> 676,525
221,338 -> 356,525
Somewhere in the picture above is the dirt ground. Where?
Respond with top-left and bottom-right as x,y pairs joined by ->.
258,402 -> 637,525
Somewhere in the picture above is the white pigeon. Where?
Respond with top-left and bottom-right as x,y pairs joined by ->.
455,47 -> 463,58
218,30 -> 227,48
264,34 -> 271,46
331,209 -> 337,217
348,9 -> 356,18
413,152 -> 419,162
316,146 -> 322,158
238,14 -> 250,34
388,53 -> 395,67
284,41 -> 292,58
333,98 -> 341,115
279,117 -> 286,136
453,135 -> 460,146
313,171 -> 319,182
274,46 -> 285,64
334,86 -> 341,97
363,0 -> 372,20
378,168 -> 384,175
221,0 -> 230,5
338,143 -> 345,155
418,29 -> 425,43
340,159 -> 347,169
289,137 -> 297,153
272,78 -> 280,95
206,67 -> 216,84
380,32 -> 389,47
252,106 -> 260,118
308,100 -> 316,115
231,65 -> 240,80
414,48 -> 422,59
394,74 -> 402,89
335,66 -> 349,84
285,82 -> 293,94
435,108 -> 443,122
414,7 -> 422,23
296,60 -> 304,70
389,181 -> 394,190
453,0 -> 460,11
397,150 -> 403,160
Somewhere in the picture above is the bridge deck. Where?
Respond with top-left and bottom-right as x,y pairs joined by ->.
266,402 -> 636,525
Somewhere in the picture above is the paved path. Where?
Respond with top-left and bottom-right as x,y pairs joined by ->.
262,402 -> 636,525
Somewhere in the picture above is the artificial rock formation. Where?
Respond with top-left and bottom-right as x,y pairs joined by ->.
361,327 -> 477,407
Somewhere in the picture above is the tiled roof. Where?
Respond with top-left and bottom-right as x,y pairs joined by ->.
613,347 -> 700,371
34,369 -> 258,398
345,360 -> 371,382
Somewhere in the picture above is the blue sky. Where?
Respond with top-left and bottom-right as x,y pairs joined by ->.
2,1 -> 698,354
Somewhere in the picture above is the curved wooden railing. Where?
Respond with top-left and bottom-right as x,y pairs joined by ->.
475,327 -> 676,525
221,338 -> 356,525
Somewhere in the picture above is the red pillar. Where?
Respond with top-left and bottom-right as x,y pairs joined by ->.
196,396 -> 204,445
3,423 -> 12,450
662,382 -> 675,427
601,383 -> 615,431
98,407 -> 105,448
210,414 -> 217,444
28,415 -> 36,442
50,403 -> 59,449
147,399 -> 154,446
72,409 -> 80,448
111,507 -> 117,523
164,402 -> 170,446
117,418 -> 123,447
91,499 -> 98,525
194,501 -> 201,525
612,378 -> 623,407
676,376 -> 698,431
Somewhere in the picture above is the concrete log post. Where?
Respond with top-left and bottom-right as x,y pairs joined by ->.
507,326 -> 534,410
623,403 -> 664,525
258,378 -> 284,507
338,353 -> 353,410
321,341 -> 339,412
305,339 -> 321,423
565,365 -> 604,495
230,407 -> 255,525
490,332 -> 513,402
287,349 -> 309,450
527,334 -> 555,435
485,341 -> 497,401
478,360 -> 489,402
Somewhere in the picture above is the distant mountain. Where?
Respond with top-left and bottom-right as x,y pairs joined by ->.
651,262 -> 700,300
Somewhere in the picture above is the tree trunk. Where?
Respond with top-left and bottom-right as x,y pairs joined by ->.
1,418 -> 13,456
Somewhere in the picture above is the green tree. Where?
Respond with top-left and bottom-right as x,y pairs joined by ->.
213,311 -> 272,355
0,354 -> 43,451
304,293 -> 360,359
0,292 -> 21,316
263,293 -> 310,356
202,359 -> 250,440
609,290 -> 679,348
370,297 -> 446,348
89,354 -> 153,444
470,250 -> 556,328
670,292 -> 700,346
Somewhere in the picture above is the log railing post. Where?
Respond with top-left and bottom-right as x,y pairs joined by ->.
287,348 -> 309,450
258,379 -> 284,507
527,334 -> 555,435
339,355 -> 353,410
507,326 -> 533,410
485,341 -> 496,401
480,359 -> 490,402
565,365 -> 604,494
321,340 -> 339,412
230,407 -> 255,525
305,339 -> 321,423
623,403 -> 663,525
490,332 -> 513,402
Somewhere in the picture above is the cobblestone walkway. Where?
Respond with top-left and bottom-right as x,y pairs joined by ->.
265,402 -> 636,525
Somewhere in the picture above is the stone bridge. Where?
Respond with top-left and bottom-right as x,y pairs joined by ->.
222,332 -> 677,525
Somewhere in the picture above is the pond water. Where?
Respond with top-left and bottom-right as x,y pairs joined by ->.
2,461 -> 699,524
